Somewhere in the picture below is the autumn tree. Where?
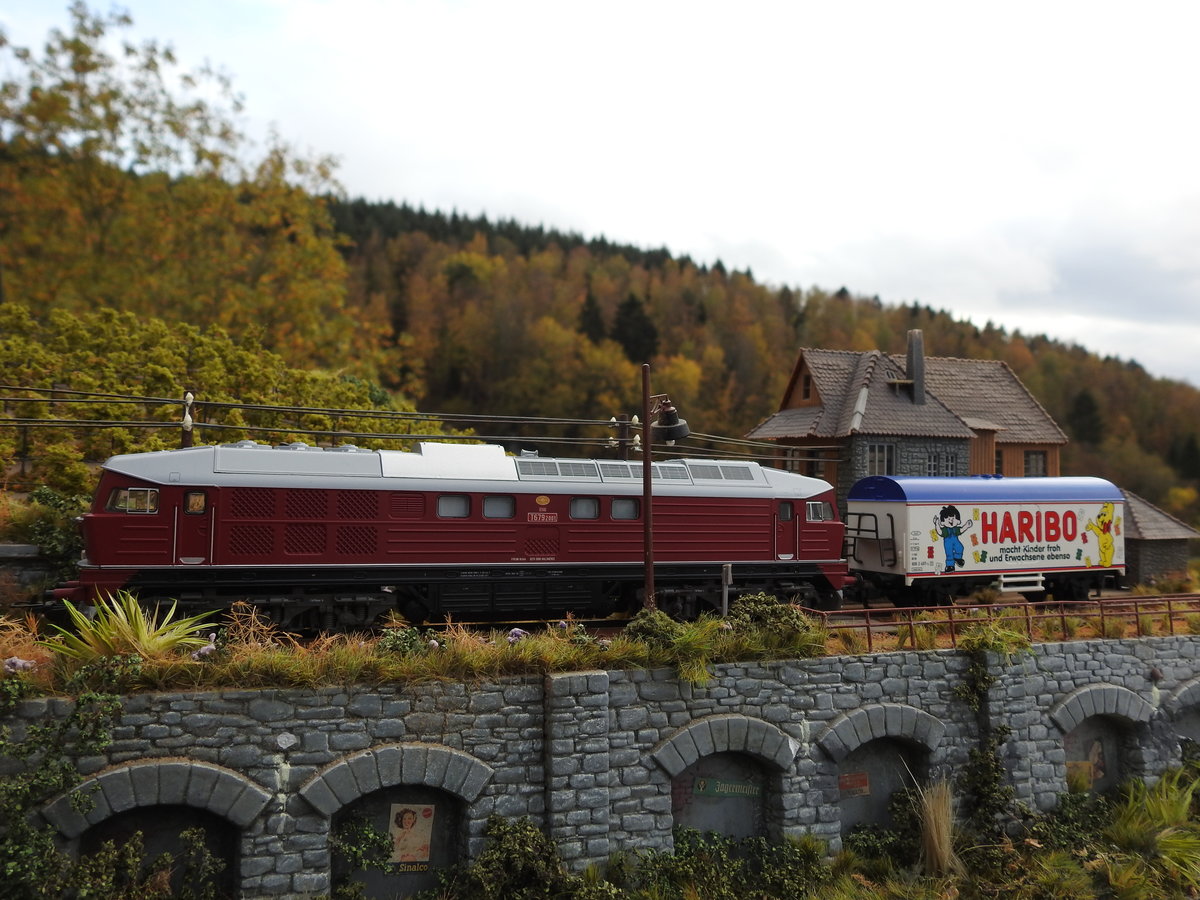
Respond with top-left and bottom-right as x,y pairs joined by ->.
0,3 -> 379,373
0,305 -> 447,494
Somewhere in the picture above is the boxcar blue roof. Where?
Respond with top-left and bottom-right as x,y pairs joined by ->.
847,475 -> 1123,504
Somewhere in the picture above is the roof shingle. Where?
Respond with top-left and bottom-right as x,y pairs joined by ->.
748,345 -> 1065,444
1122,490 -> 1200,541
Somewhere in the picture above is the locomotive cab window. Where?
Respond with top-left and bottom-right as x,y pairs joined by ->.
779,502 -> 794,522
106,487 -> 159,514
483,496 -> 515,519
570,497 -> 600,519
611,498 -> 639,520
807,501 -> 835,521
184,491 -> 207,515
437,495 -> 470,518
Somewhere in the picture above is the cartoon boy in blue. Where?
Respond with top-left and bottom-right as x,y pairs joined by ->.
933,505 -> 973,572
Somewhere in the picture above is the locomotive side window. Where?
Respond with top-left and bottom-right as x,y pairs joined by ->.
437,495 -> 470,518
570,497 -> 599,519
483,496 -> 515,519
106,487 -> 159,513
807,501 -> 835,521
184,491 -> 207,515
611,498 -> 639,520
779,502 -> 794,521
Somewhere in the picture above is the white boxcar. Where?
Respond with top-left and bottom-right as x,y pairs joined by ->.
844,475 -> 1125,604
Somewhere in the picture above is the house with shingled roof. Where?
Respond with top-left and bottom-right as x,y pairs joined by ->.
1120,490 -> 1200,585
747,330 -> 1068,505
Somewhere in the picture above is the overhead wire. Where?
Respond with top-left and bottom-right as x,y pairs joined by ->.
0,384 -> 818,464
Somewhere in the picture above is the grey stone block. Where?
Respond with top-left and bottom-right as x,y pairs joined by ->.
102,767 -> 137,814
347,753 -> 381,796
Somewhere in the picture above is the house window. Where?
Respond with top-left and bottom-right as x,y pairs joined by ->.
783,448 -> 803,473
866,443 -> 895,476
806,450 -> 826,479
1024,451 -> 1047,477
995,450 -> 1004,475
926,453 -> 957,477
801,374 -> 813,400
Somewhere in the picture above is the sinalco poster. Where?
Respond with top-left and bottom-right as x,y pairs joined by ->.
389,804 -> 435,864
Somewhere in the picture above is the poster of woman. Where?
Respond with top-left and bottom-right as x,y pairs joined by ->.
389,804 -> 435,863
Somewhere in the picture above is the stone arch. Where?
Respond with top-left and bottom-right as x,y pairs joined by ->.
650,714 -> 799,777
815,702 -> 945,762
298,743 -> 494,817
1049,683 -> 1155,733
1164,676 -> 1200,717
42,759 -> 271,840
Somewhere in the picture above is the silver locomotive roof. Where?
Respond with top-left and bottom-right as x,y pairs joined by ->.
101,440 -> 833,498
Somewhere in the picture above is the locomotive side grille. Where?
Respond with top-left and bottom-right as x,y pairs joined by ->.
230,488 -> 274,518
525,535 -> 559,556
337,525 -> 378,556
517,459 -> 558,476
558,461 -> 599,477
655,465 -> 691,480
719,465 -> 755,481
688,464 -> 722,479
229,525 -> 274,556
286,489 -> 327,519
338,490 -> 378,520
390,493 -> 426,518
284,523 -> 325,555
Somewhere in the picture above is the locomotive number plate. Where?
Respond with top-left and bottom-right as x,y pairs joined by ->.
527,512 -> 559,523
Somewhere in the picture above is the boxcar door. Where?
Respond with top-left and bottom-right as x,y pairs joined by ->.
776,501 -> 797,560
175,489 -> 213,565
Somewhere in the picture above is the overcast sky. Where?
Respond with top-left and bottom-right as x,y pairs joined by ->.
6,1 -> 1200,387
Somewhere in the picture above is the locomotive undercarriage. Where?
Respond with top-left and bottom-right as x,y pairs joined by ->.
846,571 -> 1108,608
113,560 -> 842,630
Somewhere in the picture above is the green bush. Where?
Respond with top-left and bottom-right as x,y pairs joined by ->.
421,815 -> 616,900
622,607 -> 685,647
0,486 -> 88,583
377,626 -> 427,655
629,827 -> 745,900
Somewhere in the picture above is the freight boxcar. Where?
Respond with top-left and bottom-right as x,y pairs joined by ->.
843,475 -> 1125,606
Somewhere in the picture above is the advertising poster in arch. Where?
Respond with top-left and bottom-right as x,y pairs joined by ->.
908,498 -> 1124,577
389,803 -> 435,867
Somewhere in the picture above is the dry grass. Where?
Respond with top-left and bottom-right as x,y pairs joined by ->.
918,778 -> 964,877
6,591 -> 1200,696
0,613 -> 57,691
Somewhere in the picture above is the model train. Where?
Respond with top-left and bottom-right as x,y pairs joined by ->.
49,441 -> 1125,628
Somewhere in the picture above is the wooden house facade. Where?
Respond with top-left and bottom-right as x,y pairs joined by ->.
746,330 -> 1068,505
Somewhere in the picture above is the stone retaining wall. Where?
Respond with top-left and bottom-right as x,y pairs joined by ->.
5,636 -> 1200,898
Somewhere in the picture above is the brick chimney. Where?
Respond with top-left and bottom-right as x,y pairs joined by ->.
906,329 -> 926,405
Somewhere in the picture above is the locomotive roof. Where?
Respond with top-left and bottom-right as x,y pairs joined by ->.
847,475 -> 1123,504
102,441 -> 834,496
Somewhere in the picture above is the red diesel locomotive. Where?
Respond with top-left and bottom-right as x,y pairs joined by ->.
53,440 -> 851,628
